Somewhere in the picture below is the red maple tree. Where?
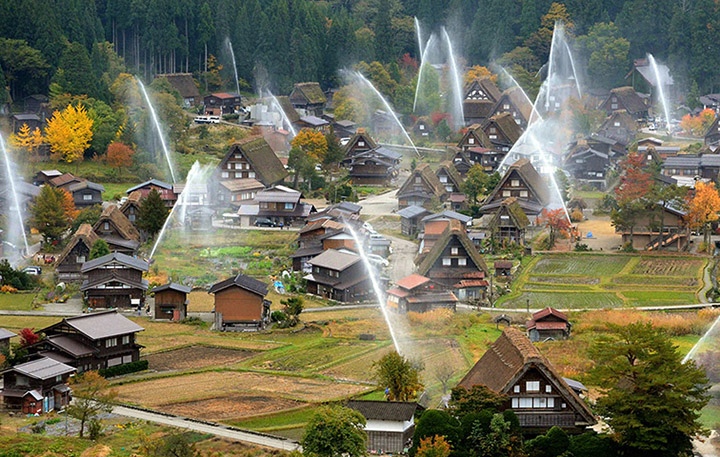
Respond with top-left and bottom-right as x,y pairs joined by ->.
19,328 -> 40,347
615,152 -> 652,204
538,208 -> 571,249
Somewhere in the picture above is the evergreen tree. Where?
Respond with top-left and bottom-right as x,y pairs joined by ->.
137,189 -> 168,238
302,406 -> 367,457
53,41 -> 98,98
30,185 -> 75,244
0,65 -> 7,104
89,239 -> 111,259
374,0 -> 395,63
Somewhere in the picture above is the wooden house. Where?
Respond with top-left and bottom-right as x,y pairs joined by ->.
397,205 -> 431,237
55,224 -> 100,282
333,119 -> 357,138
295,116 -> 330,131
482,112 -> 523,152
23,94 -> 49,114
625,58 -> 674,99
292,219 -> 346,272
662,154 -> 720,182
33,170 -> 61,186
615,204 -> 689,251
67,181 -> 105,208
29,310 -> 144,372
488,197 -> 530,247
216,136 -> 288,187
209,274 -> 271,331
80,253 -> 149,308
494,260 -> 513,277
203,92 -> 242,115
126,179 -> 175,207
527,308 -> 571,342
457,124 -> 493,152
598,87 -> 649,119
466,147 -> 504,173
120,190 -> 142,225
156,73 -> 200,107
463,78 -> 502,125
436,161 -> 464,194
490,87 -> 534,129
217,179 -> 264,208
416,220 -> 489,300
152,283 -> 191,321
0,357 -> 74,414
0,328 -> 15,351
307,202 -> 362,224
386,274 -> 458,313
397,163 -> 447,209
93,205 -> 141,255
451,149 -> 473,177
597,110 -> 637,147
458,327 -> 596,433
275,95 -> 301,125
346,401 -> 420,454
347,148 -> 400,186
238,185 -> 315,227
412,116 -> 433,138
0,181 -> 39,214
11,113 -> 42,134
304,249 -> 373,303
342,129 -> 377,160
706,116 -> 720,148
565,146 -> 611,189
289,82 -> 327,116
479,159 -> 550,219
49,173 -> 83,190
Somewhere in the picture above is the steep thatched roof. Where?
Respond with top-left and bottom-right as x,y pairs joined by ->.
221,136 -> 288,186
499,87 -> 533,123
291,82 -> 327,105
605,87 -> 648,115
463,78 -> 502,102
276,95 -> 301,123
464,99 -> 495,119
458,124 -> 493,149
458,327 -> 596,425
485,159 -> 550,207
398,163 -> 447,200
56,224 -> 99,266
488,197 -> 530,230
120,190 -> 142,214
436,161 -> 464,190
600,110 -> 638,132
343,129 -> 378,156
417,219 -> 488,276
156,73 -> 200,99
484,112 -> 523,145
93,205 -> 140,242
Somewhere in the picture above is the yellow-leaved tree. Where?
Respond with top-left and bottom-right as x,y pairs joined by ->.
464,65 -> 497,85
45,103 -> 93,167
10,123 -> 44,161
291,128 -> 328,162
686,181 -> 720,253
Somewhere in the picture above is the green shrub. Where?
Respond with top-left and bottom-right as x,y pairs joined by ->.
180,316 -> 205,326
98,359 -> 148,377
88,419 -> 103,440
574,243 -> 590,251
271,310 -> 287,322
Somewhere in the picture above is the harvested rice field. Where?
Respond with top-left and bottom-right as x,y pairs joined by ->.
144,346 -> 255,372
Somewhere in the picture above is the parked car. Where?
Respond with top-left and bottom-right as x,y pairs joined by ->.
254,218 -> 277,227
366,254 -> 389,268
23,266 -> 42,275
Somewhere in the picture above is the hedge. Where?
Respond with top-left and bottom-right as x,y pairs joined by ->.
98,359 -> 149,378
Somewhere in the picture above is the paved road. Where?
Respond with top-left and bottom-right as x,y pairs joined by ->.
385,234 -> 418,282
459,303 -> 720,313
699,259 -> 715,304
112,405 -> 301,451
359,189 -> 399,218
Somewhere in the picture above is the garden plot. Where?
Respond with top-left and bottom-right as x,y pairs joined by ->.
250,338 -> 379,372
630,258 -> 705,277
114,371 -> 370,407
144,346 -> 255,372
532,255 -> 630,276
160,394 -> 304,421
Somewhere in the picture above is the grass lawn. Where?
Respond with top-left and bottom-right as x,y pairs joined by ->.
498,254 -> 707,309
0,292 -> 37,310
100,182 -> 137,200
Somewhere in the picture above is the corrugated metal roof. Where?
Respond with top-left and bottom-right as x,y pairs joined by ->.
308,249 -> 360,271
9,357 -> 75,380
52,310 -> 144,340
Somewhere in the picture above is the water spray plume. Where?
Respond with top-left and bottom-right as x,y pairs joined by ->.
414,17 -> 424,63
498,66 -> 544,125
683,313 -> 720,364
564,41 -> 583,100
149,161 -> 213,260
349,70 -> 420,157
225,38 -> 241,96
0,133 -> 30,256
413,34 -> 437,113
266,90 -> 298,138
344,221 -> 402,354
137,78 -> 177,183
441,27 -> 465,130
647,54 -> 672,133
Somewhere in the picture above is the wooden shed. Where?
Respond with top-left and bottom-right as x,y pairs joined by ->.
152,283 -> 191,321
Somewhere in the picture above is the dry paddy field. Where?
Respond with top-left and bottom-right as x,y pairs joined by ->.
144,346 -> 255,372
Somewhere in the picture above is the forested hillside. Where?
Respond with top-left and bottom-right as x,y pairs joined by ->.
0,0 -> 718,104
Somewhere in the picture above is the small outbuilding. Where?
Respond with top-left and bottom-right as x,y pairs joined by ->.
346,400 -> 420,454
494,260 -> 513,277
153,283 -> 191,321
526,307 -> 571,342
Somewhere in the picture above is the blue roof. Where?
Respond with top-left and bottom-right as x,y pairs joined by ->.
126,179 -> 172,193
421,210 -> 472,224
397,205 -> 430,219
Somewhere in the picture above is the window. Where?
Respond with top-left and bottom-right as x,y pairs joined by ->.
227,163 -> 232,170
235,163 -> 242,169
614,121 -> 620,127
419,124 -> 425,130
489,134 -> 497,139
103,222 -> 109,230
518,398 -> 532,408
358,141 -> 365,147
468,137 -> 475,144
442,258 -> 451,266
512,398 -> 518,408
439,175 -> 447,183
249,172 -> 256,178
611,103 -> 618,109
533,397 -> 547,408
235,153 -> 242,159
76,255 -> 85,263
490,127 -> 496,133
105,338 -> 118,348
451,247 -> 458,255
547,397 -> 555,408
415,177 -> 422,184
514,385 -> 520,393
502,190 -> 511,197
458,258 -> 467,266
235,172 -> 243,178
503,104 -> 510,110
83,193 -> 92,201
511,179 -> 520,187
520,190 -> 528,198
314,266 -> 320,273
561,402 -> 566,408
285,202 -> 294,210
129,214 -> 135,222
55,375 -> 62,382
545,385 -> 552,393
122,335 -> 130,345
221,172 -> 229,178
526,381 -> 540,392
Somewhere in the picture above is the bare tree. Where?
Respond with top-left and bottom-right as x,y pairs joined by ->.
434,364 -> 456,395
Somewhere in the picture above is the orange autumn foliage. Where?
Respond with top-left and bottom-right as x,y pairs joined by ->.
291,128 -> 328,161
416,436 -> 452,457
464,65 -> 498,85
59,188 -> 79,221
106,142 -> 134,168
680,108 -> 716,136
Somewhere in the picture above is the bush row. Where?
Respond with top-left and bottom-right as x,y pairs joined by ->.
98,359 -> 149,377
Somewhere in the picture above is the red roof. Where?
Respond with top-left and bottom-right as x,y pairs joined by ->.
395,274 -> 430,291
530,321 -> 569,330
494,260 -> 513,269
463,271 -> 486,279
212,92 -> 237,99
386,287 -> 409,298
449,193 -> 466,202
467,147 -> 492,153
532,307 -> 569,322
454,279 -> 489,288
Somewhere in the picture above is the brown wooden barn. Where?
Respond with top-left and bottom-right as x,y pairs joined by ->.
209,274 -> 271,331
458,327 -> 596,433
153,283 -> 192,321
80,253 -> 149,309
527,308 -> 571,342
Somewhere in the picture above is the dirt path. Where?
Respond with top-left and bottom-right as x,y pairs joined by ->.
385,234 -> 417,282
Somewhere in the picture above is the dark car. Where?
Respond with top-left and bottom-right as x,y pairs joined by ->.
254,217 -> 277,227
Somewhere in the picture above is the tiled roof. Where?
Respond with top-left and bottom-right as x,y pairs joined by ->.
81,252 -> 148,273
46,310 -> 144,340
395,274 -> 430,291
